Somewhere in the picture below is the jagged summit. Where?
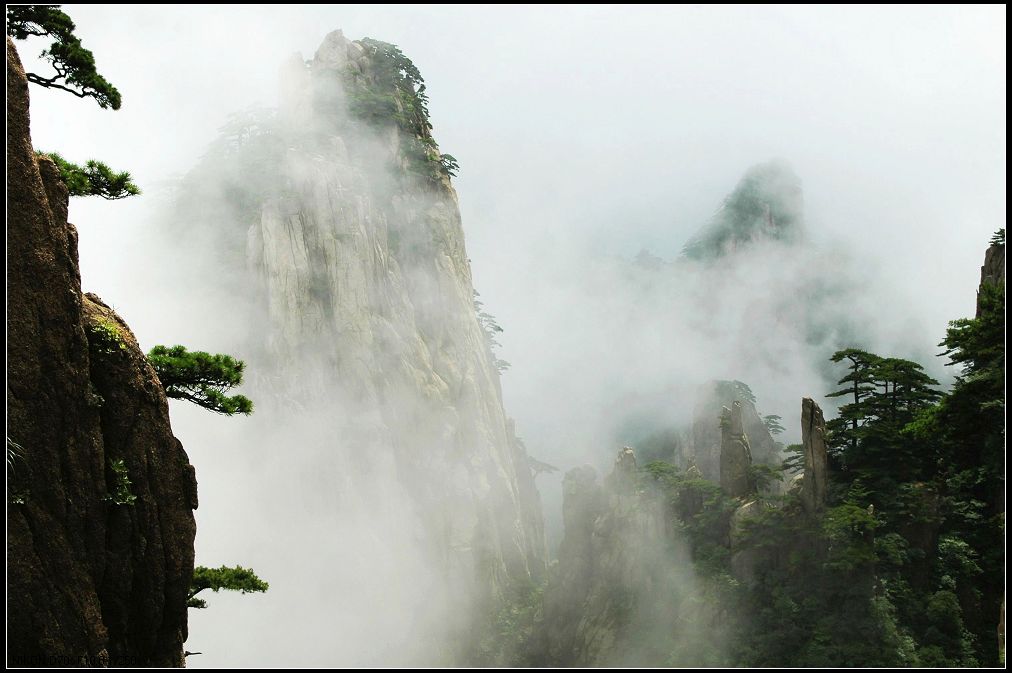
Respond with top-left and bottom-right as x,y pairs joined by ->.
682,159 -> 803,260
164,30 -> 546,665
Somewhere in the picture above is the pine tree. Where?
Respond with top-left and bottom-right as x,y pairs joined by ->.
37,152 -> 140,199
825,348 -> 880,456
187,565 -> 269,609
6,5 -> 122,109
147,345 -> 253,416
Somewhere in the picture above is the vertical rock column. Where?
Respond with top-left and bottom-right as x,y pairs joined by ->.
800,397 -> 828,513
719,402 -> 755,498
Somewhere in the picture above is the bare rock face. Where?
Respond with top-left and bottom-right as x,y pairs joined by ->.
542,450 -> 669,666
800,397 -> 829,514
257,28 -> 546,605
977,241 -> 1005,317
170,30 -> 546,662
729,499 -> 767,585
691,380 -> 777,481
6,38 -> 196,667
719,402 -> 756,499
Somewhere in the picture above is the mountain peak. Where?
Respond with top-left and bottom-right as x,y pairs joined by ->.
682,159 -> 804,260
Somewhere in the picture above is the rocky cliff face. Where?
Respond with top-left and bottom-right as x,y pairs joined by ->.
260,26 -> 545,597
978,239 -> 1005,316
6,38 -> 196,667
690,380 -> 778,481
799,397 -> 828,513
682,159 -> 803,259
719,402 -> 756,499
166,30 -> 545,663
541,450 -> 673,666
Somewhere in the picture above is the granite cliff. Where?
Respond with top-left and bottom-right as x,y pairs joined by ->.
6,37 -> 197,667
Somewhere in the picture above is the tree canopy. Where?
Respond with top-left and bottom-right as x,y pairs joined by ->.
38,152 -> 140,199
6,5 -> 122,109
187,565 -> 269,609
148,345 -> 253,416
345,37 -> 458,183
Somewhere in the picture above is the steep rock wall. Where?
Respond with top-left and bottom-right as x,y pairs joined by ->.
690,380 -> 777,480
6,38 -> 196,667
252,28 -> 546,596
167,30 -> 546,663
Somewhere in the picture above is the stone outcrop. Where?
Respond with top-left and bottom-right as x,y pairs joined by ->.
729,499 -> 767,585
6,37 -> 196,667
799,397 -> 829,513
542,450 -> 669,666
682,160 -> 803,259
690,380 -> 777,482
977,239 -> 1005,317
167,30 -> 546,662
257,28 -> 545,599
719,402 -> 756,499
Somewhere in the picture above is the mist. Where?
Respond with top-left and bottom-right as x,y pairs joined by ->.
19,4 -> 1006,667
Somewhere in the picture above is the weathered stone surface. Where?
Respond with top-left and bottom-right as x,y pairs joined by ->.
171,30 -> 546,661
977,241 -> 1005,317
250,29 -> 546,602
730,499 -> 767,585
719,402 -> 755,499
691,380 -> 777,481
800,397 -> 828,513
6,37 -> 195,667
542,451 -> 669,666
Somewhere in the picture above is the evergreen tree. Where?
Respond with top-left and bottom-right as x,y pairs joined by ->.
147,345 -> 253,416
827,350 -> 939,490
474,291 -> 510,373
6,5 -> 122,109
187,565 -> 269,609
825,349 -> 881,457
38,152 -> 140,199
762,414 -> 785,436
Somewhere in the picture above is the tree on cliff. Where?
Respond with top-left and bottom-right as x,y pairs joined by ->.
187,565 -> 269,609
8,7 -> 140,200
6,5 -> 122,109
148,346 -> 254,416
37,152 -> 140,199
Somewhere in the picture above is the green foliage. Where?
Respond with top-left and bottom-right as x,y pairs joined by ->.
474,291 -> 510,373
38,152 -> 140,199
642,461 -> 736,575
147,345 -> 253,416
714,379 -> 756,405
781,442 -> 805,473
475,579 -> 545,665
748,463 -> 784,492
826,349 -> 940,491
345,37 -> 457,182
989,228 -> 1004,247
682,161 -> 802,259
187,565 -> 269,609
762,414 -> 785,436
104,459 -> 137,506
88,318 -> 127,355
821,503 -> 878,571
439,153 -> 460,177
7,5 -> 122,109
604,271 -> 1003,666
815,278 -> 1004,666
